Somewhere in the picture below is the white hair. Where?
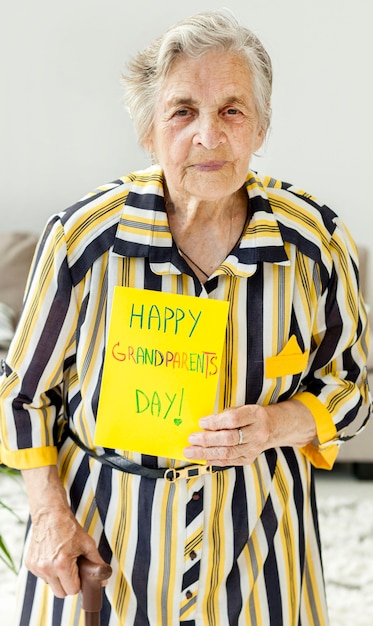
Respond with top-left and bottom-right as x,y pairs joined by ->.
122,10 -> 272,148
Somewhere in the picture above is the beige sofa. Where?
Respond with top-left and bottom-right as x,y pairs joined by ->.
0,232 -> 372,472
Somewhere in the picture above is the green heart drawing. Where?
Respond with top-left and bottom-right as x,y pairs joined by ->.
173,418 -> 183,426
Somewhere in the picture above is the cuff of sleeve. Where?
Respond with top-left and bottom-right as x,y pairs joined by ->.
293,391 -> 339,470
0,445 -> 58,470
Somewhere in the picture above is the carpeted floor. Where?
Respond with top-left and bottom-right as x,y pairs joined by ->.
317,494 -> 373,626
1,469 -> 372,625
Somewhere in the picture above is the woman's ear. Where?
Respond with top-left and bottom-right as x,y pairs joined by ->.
143,134 -> 158,164
254,126 -> 266,153
143,133 -> 154,155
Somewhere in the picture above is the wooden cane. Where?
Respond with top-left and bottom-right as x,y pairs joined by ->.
78,556 -> 112,626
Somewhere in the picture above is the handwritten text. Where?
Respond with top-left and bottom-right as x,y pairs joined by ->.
129,303 -> 202,337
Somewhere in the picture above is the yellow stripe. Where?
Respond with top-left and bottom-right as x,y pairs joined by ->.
111,472 -> 132,621
245,528 -> 266,621
202,473 -> 230,626
66,192 -> 129,257
273,464 -> 299,623
184,527 -> 203,559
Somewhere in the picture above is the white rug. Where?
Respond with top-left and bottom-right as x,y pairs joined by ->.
0,472 -> 28,624
1,473 -> 373,625
317,494 -> 373,626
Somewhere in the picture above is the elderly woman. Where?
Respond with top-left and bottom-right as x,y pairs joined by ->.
0,10 -> 371,626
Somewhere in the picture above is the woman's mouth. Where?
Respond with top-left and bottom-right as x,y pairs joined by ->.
193,160 -> 227,171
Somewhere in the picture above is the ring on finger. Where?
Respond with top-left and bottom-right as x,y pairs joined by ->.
237,428 -> 244,445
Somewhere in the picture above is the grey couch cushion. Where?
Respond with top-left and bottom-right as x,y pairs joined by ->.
0,232 -> 38,323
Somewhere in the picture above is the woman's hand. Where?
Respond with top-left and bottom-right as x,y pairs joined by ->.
183,400 -> 317,466
22,466 -> 106,598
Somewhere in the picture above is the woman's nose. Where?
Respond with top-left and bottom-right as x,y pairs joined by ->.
192,115 -> 226,150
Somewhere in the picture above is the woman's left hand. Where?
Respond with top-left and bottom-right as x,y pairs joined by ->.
183,400 -> 317,466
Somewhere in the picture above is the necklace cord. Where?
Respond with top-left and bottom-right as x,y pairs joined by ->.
175,199 -> 251,281
178,248 -> 210,279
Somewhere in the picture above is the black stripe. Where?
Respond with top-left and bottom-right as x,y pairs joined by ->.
92,467 -> 114,626
310,468 -> 322,555
19,570 -> 37,626
245,264 -> 265,404
66,389 -> 82,420
262,495 -> 283,626
226,468 -> 247,624
125,190 -> 165,212
181,561 -> 201,590
287,192 -> 338,234
69,453 -> 90,515
132,477 -> 157,626
278,313 -> 307,401
281,228 -> 330,287
99,526 -> 114,626
14,257 -> 72,448
70,224 -> 117,285
186,487 -> 204,526
305,267 -> 343,377
144,260 -> 164,291
52,597 -> 64,626
94,464 -> 113,520
283,449 -> 305,576
236,244 -> 289,265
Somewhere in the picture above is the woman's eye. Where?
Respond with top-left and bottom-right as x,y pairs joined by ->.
225,108 -> 240,116
174,109 -> 190,117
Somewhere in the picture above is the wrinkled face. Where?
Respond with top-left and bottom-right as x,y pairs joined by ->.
146,50 -> 265,205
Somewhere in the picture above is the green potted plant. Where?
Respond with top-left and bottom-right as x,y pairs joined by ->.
0,466 -> 25,574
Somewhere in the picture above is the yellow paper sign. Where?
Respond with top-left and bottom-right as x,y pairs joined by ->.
94,287 -> 229,461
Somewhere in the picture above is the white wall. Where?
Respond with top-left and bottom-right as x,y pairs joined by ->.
1,0 -> 372,302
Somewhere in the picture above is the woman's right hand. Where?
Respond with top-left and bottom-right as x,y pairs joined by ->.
22,465 -> 106,598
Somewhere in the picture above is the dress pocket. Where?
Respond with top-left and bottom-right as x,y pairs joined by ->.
265,335 -> 309,378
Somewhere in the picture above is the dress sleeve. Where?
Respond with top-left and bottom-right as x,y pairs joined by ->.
293,218 -> 372,469
0,216 -> 78,469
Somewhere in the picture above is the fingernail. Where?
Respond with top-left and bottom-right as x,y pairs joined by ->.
199,417 -> 209,427
188,433 -> 199,444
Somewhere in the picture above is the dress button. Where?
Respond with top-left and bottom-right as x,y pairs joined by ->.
190,550 -> 197,560
186,590 -> 193,600
192,492 -> 200,501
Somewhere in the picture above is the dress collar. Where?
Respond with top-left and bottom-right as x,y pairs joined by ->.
113,165 -> 289,278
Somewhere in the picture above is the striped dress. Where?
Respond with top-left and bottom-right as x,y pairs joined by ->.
0,166 -> 370,625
